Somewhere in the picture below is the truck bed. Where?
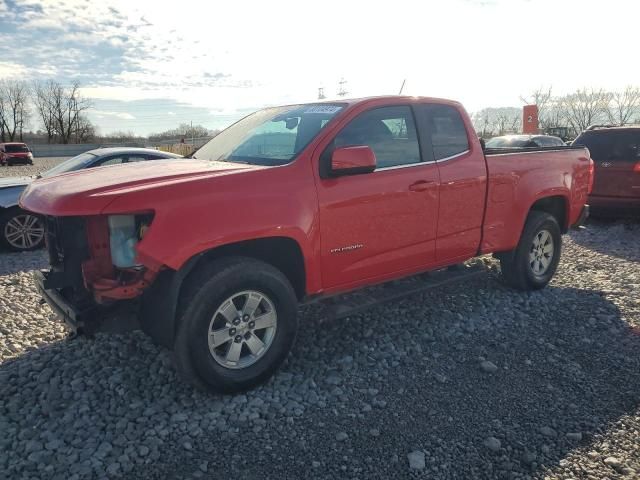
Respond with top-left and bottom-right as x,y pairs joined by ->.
481,145 -> 592,254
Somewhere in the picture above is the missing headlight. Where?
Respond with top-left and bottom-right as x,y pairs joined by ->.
108,214 -> 154,268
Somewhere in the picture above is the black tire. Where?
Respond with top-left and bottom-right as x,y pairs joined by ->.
0,208 -> 45,252
499,211 -> 562,291
173,256 -> 299,393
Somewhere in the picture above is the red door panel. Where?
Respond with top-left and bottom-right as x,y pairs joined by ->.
317,164 -> 439,289
414,102 -> 487,262
314,104 -> 440,290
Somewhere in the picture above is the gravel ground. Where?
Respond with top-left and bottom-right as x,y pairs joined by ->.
1,220 -> 639,479
0,157 -> 69,178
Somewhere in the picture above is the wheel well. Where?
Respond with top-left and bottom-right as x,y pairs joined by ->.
190,237 -> 306,300
530,196 -> 568,232
139,236 -> 306,349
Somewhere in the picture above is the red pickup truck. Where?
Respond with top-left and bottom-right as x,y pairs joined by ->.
21,96 -> 592,392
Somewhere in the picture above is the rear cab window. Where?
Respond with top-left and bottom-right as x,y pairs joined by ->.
416,104 -> 469,160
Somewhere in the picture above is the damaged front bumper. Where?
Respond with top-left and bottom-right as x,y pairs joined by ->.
34,269 -> 96,332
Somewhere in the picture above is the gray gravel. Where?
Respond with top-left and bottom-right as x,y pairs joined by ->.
1,219 -> 639,479
0,157 -> 70,178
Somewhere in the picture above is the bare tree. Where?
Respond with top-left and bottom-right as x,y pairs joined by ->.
76,115 -> 96,143
564,88 -> 611,133
100,130 -> 142,143
509,114 -> 521,133
32,80 -> 93,143
33,80 -> 59,143
0,80 -> 30,142
607,86 -> 640,125
473,112 -> 492,137
148,123 -> 213,142
472,107 -> 520,137
543,97 -> 567,130
495,112 -> 511,135
520,86 -> 553,128
54,82 -> 92,144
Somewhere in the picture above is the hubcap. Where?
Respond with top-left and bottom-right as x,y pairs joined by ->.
208,290 -> 277,369
4,214 -> 44,250
529,229 -> 554,276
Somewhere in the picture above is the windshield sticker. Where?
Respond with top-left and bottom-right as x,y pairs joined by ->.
304,106 -> 342,114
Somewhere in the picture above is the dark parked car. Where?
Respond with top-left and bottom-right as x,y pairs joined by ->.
485,134 -> 566,148
0,147 -> 182,252
572,126 -> 640,214
0,142 -> 33,166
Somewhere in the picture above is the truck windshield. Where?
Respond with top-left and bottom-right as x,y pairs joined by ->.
39,152 -> 97,178
193,104 -> 345,166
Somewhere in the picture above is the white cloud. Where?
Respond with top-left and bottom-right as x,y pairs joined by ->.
91,110 -> 136,120
5,0 -> 640,118
0,61 -> 29,79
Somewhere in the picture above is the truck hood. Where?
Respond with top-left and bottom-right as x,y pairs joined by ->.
20,159 -> 266,216
0,176 -> 33,189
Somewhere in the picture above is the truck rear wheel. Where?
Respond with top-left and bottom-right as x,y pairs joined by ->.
499,211 -> 562,291
173,257 -> 298,393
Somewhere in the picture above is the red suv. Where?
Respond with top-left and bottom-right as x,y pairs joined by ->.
572,126 -> 640,214
0,142 -> 34,166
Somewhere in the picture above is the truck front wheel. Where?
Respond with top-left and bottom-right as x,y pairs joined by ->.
499,211 -> 562,291
173,257 -> 299,393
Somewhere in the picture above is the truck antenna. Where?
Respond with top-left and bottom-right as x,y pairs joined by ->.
398,79 -> 406,95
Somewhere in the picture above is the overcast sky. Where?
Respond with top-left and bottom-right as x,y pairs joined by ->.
0,0 -> 638,135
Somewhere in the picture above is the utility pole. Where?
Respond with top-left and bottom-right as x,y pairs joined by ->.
318,87 -> 326,100
337,78 -> 348,97
190,120 -> 194,147
73,97 -> 79,144
398,79 -> 406,95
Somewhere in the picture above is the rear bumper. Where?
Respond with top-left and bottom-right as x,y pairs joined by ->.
571,205 -> 589,229
33,270 -> 93,331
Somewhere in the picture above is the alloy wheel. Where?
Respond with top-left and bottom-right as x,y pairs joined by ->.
529,229 -> 554,276
4,214 -> 44,250
208,290 -> 278,369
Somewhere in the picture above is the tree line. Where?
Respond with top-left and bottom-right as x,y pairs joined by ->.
0,79 -> 215,145
0,79 -> 95,144
473,86 -> 640,139
96,124 -> 217,145
6,78 -> 637,145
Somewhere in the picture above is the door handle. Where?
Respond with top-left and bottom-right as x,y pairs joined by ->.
408,180 -> 436,192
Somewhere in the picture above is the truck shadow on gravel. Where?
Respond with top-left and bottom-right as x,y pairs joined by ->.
569,218 -> 640,262
1,277 -> 639,479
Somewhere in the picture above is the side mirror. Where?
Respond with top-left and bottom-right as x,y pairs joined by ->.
285,118 -> 299,130
330,146 -> 376,176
